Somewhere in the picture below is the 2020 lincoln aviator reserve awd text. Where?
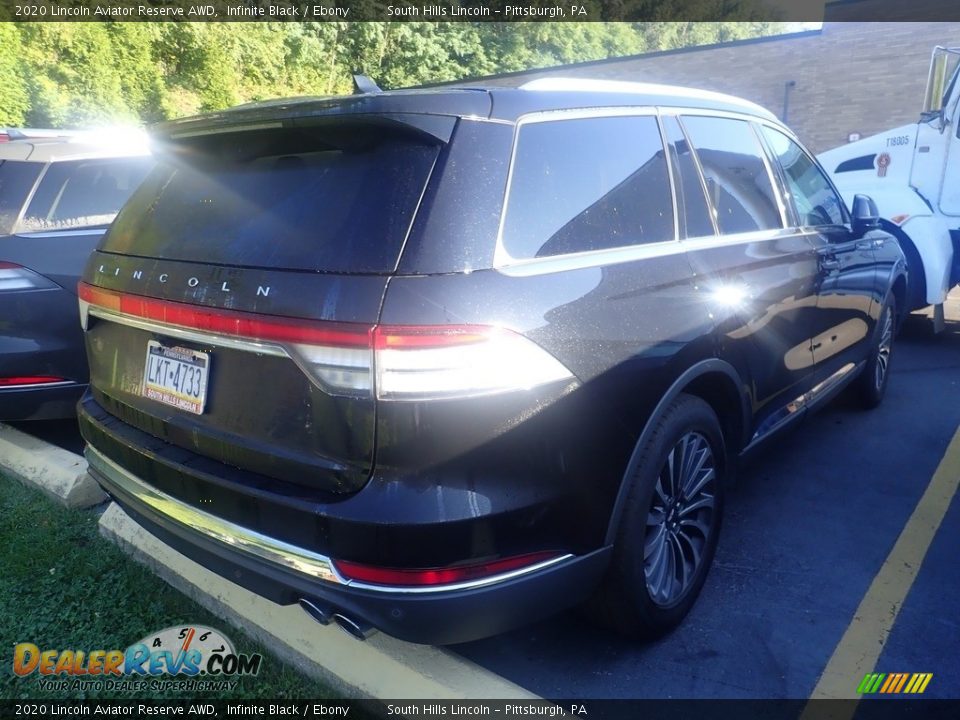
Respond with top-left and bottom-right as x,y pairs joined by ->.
77,79 -> 907,644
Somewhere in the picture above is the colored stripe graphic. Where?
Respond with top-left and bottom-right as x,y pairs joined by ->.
857,672 -> 932,694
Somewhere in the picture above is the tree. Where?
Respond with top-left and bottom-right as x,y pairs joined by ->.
0,23 -> 29,126
0,20 -> 794,127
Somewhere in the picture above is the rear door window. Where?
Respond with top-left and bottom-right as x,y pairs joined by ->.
102,126 -> 440,274
760,126 -> 847,227
500,115 -> 674,260
18,157 -> 153,233
680,116 -> 783,235
0,160 -> 42,235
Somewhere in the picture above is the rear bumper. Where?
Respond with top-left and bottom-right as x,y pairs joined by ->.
87,446 -> 610,645
79,393 -> 613,644
0,381 -> 85,421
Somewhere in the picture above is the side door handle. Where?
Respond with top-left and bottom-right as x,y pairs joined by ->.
819,257 -> 841,271
856,238 -> 885,251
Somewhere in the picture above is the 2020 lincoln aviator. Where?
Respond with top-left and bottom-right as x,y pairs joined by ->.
77,79 -> 906,644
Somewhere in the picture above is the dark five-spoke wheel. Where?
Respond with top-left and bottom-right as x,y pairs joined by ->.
644,431 -> 717,606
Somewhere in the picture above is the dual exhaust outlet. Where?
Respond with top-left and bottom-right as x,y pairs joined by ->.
298,598 -> 376,641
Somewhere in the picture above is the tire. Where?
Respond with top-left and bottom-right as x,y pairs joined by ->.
587,393 -> 726,639
856,296 -> 895,409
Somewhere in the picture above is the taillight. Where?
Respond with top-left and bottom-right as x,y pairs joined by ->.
333,551 -> 562,587
0,376 -> 66,387
78,283 -> 576,401
373,325 -> 574,400
0,263 -> 58,292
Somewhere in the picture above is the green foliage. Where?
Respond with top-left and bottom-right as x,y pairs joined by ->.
0,23 -> 29,126
0,21 -> 793,128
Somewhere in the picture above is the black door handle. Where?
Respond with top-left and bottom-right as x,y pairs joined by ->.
819,258 -> 841,271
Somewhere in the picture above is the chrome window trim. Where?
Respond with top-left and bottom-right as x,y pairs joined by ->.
663,111 -> 720,237
493,105 -> 807,277
18,228 -> 107,238
655,112 -> 681,244
85,445 -> 573,595
749,122 -> 791,229
496,226 -> 819,278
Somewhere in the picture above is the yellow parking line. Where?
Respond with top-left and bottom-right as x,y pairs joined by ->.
805,423 -> 960,705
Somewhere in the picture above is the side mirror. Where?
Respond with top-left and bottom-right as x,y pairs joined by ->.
851,194 -> 880,238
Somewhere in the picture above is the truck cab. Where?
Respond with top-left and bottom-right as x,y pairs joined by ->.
819,46 -> 960,326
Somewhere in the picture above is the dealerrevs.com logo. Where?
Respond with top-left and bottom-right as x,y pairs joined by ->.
12,625 -> 262,693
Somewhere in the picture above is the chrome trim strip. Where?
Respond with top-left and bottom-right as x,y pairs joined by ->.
497,226 -> 818,278
345,553 -> 575,594
0,380 -> 74,390
85,446 -> 574,595
655,111 -> 681,244
85,446 -> 343,584
18,228 -> 107,238
87,306 -> 287,357
744,361 -> 862,452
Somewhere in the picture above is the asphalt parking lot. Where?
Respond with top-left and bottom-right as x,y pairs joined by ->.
11,306 -> 960,701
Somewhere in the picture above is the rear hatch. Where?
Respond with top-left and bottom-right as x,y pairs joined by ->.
80,117 -> 446,494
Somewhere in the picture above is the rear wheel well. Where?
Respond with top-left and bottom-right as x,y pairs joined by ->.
681,372 -> 746,463
880,219 -> 926,311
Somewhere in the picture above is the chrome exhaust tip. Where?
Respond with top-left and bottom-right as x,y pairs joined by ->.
299,598 -> 335,626
332,613 -> 376,640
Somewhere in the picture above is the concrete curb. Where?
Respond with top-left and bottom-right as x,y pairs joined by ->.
0,422 -> 106,508
99,502 -> 539,700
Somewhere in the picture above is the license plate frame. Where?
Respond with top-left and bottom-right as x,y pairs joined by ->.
141,340 -> 210,415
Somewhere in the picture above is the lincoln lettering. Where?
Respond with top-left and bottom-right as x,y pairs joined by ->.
95,264 -> 269,297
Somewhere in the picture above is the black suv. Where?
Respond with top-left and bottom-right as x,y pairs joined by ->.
78,79 -> 906,645
0,135 -> 152,420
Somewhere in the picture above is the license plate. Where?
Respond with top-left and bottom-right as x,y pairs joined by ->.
142,341 -> 209,415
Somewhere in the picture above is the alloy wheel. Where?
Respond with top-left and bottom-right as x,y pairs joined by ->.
644,431 -> 717,607
875,306 -> 893,390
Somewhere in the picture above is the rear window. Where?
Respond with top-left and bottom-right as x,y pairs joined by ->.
102,126 -> 440,274
501,115 -> 674,260
0,160 -> 42,235
18,157 -> 153,233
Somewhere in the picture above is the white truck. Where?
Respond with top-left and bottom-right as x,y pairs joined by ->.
819,46 -> 960,330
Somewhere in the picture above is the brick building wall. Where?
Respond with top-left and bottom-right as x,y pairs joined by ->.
455,22 -> 960,154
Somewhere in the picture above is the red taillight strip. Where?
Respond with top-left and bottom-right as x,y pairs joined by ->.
333,551 -> 563,588
78,282 -> 372,348
373,325 -> 493,349
0,376 -> 67,387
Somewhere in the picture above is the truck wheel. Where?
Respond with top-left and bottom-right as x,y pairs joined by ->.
587,394 -> 725,639
856,297 -> 895,409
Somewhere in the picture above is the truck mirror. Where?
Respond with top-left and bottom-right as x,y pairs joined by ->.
851,194 -> 880,238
